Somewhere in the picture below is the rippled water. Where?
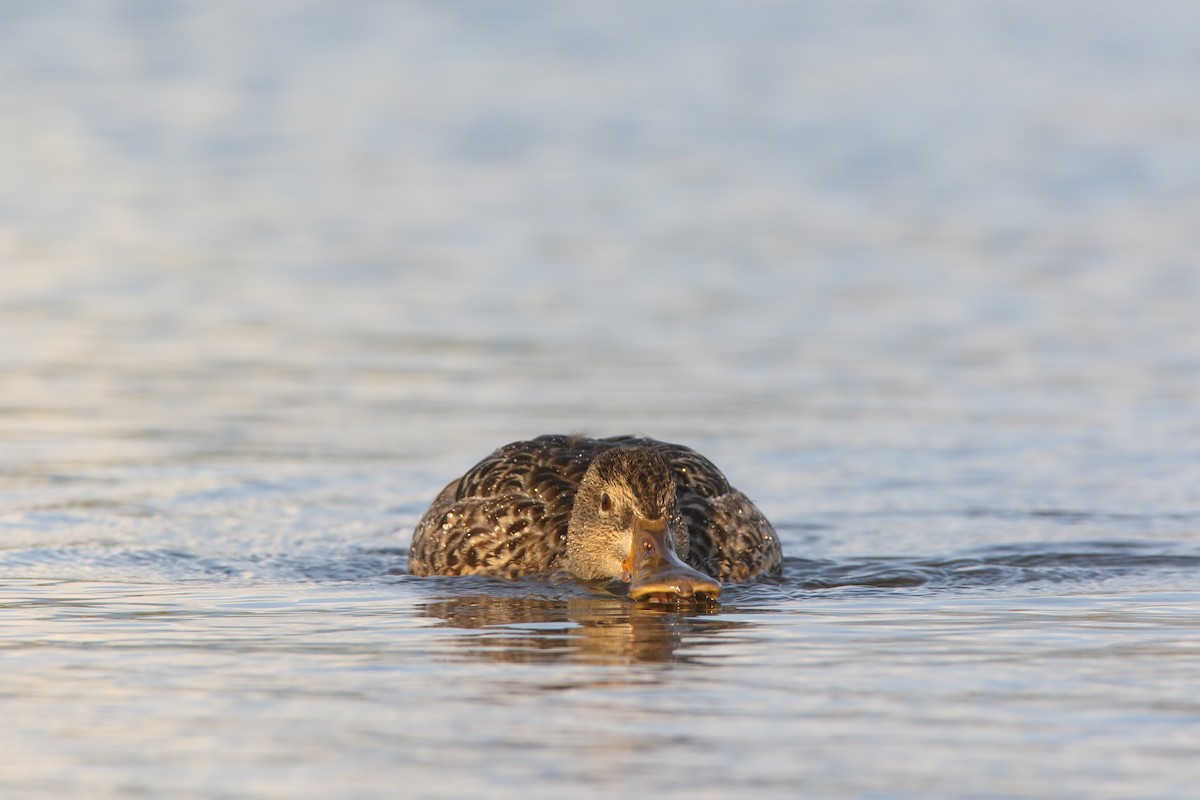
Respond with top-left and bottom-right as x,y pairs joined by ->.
4,2 -> 1200,798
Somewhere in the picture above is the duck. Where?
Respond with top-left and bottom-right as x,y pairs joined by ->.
407,434 -> 783,602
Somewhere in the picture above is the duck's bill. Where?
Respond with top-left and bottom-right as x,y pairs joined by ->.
624,519 -> 721,603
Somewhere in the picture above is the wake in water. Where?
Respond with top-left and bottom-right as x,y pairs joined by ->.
2,540 -> 1198,599
781,541 -> 1200,593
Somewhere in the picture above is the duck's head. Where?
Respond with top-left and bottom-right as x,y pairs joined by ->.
565,447 -> 721,603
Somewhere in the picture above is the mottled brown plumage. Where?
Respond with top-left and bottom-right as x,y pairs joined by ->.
408,435 -> 782,588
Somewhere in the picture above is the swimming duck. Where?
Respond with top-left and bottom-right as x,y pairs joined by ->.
408,434 -> 783,601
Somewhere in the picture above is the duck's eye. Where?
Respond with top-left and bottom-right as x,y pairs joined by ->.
599,492 -> 612,513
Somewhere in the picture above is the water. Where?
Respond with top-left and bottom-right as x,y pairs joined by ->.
3,2 -> 1200,797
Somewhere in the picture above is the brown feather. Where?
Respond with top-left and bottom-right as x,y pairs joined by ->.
407,434 -> 782,582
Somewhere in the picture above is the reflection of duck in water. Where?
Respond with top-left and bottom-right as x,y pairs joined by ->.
419,591 -> 746,666
408,435 -> 783,601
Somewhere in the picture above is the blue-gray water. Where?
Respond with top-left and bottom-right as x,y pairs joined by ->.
3,3 -> 1200,798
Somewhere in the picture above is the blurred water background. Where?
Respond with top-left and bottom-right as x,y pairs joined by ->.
3,2 -> 1200,798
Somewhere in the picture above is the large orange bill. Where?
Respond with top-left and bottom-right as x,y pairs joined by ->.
623,518 -> 721,603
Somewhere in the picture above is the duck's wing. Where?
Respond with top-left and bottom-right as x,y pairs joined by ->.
681,489 -> 783,582
408,436 -> 597,578
408,486 -> 565,578
454,435 -> 594,514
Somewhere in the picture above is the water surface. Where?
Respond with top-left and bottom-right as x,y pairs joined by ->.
3,2 -> 1200,798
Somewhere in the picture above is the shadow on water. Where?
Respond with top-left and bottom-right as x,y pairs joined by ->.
415,583 -> 750,666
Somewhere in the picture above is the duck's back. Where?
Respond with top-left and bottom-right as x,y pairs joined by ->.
407,434 -> 782,582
